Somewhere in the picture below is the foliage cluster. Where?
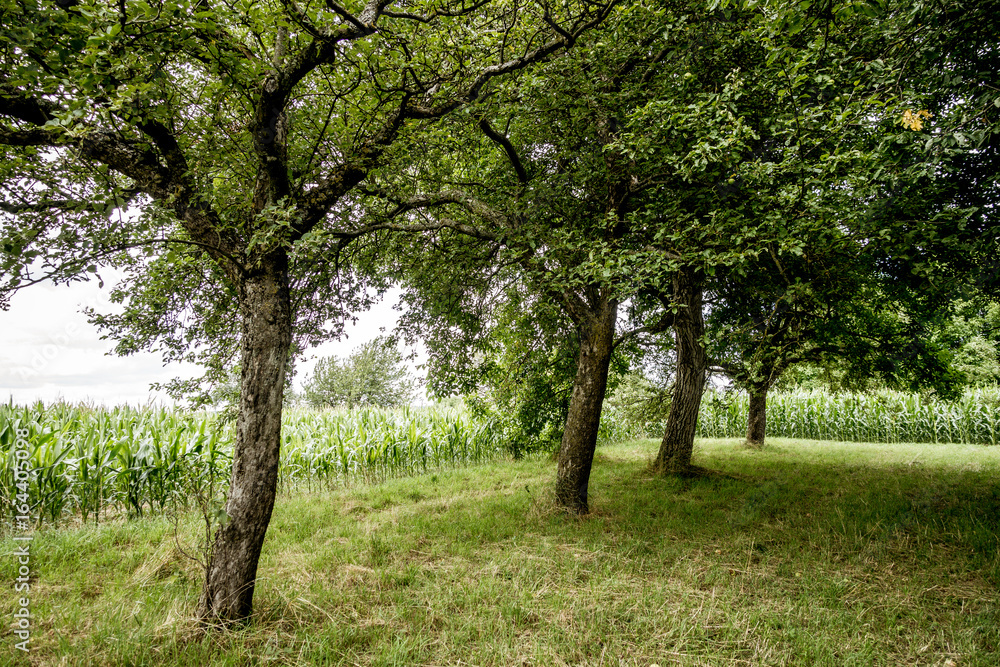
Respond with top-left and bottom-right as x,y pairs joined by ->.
774,299 -> 1000,394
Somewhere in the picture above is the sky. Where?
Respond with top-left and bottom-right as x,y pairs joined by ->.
0,270 -> 419,407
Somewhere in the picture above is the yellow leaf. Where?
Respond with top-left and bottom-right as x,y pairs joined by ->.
900,109 -> 933,131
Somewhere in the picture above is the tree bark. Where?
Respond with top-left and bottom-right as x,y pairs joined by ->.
745,385 -> 767,448
654,270 -> 707,474
198,250 -> 292,622
555,296 -> 617,514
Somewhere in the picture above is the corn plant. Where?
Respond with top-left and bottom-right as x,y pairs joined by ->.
0,403 -> 230,527
696,387 -> 1000,445
0,402 -> 506,529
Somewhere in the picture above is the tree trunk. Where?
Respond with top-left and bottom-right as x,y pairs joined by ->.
199,251 -> 292,622
555,297 -> 617,514
745,385 -> 767,448
654,270 -> 707,474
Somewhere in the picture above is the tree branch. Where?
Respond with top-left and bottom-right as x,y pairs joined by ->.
0,89 -> 59,125
612,309 -> 675,349
4,236 -> 248,296
0,188 -> 141,215
325,0 -> 368,31
332,217 -> 498,241
382,189 -> 512,228
556,287 -> 596,328
382,0 -> 492,23
0,126 -> 66,147
478,117 -> 529,184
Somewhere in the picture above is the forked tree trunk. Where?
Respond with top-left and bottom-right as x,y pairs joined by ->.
199,251 -> 292,622
745,385 -> 768,448
555,297 -> 618,514
654,270 -> 707,474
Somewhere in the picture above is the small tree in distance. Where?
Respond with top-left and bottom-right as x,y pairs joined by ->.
303,337 -> 416,410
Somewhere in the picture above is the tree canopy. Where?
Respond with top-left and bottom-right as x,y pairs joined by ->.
303,336 -> 416,409
1,0 -> 616,621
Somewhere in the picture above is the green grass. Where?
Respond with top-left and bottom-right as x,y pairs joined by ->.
2,437 -> 998,666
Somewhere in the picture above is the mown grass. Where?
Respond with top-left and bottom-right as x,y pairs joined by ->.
2,438 -> 999,666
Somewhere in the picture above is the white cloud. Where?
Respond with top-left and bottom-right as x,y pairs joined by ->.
0,275 -> 194,406
0,277 -> 423,407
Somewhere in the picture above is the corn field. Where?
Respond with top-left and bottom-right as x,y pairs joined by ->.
696,387 -> 1000,445
278,405 -> 504,487
0,403 -> 503,529
5,389 -> 997,529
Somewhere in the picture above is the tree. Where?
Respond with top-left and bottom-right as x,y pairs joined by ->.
364,1 -> 694,512
706,244 -> 965,448
693,0 -> 1000,448
0,0 -> 614,620
303,336 -> 416,409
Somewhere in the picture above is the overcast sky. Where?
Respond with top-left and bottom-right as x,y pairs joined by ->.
0,271 -> 418,407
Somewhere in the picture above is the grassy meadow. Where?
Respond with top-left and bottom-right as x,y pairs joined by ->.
2,436 -> 999,666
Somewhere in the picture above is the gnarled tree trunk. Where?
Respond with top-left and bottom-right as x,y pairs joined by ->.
745,385 -> 768,448
199,250 -> 292,622
555,296 -> 618,514
654,269 -> 707,474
